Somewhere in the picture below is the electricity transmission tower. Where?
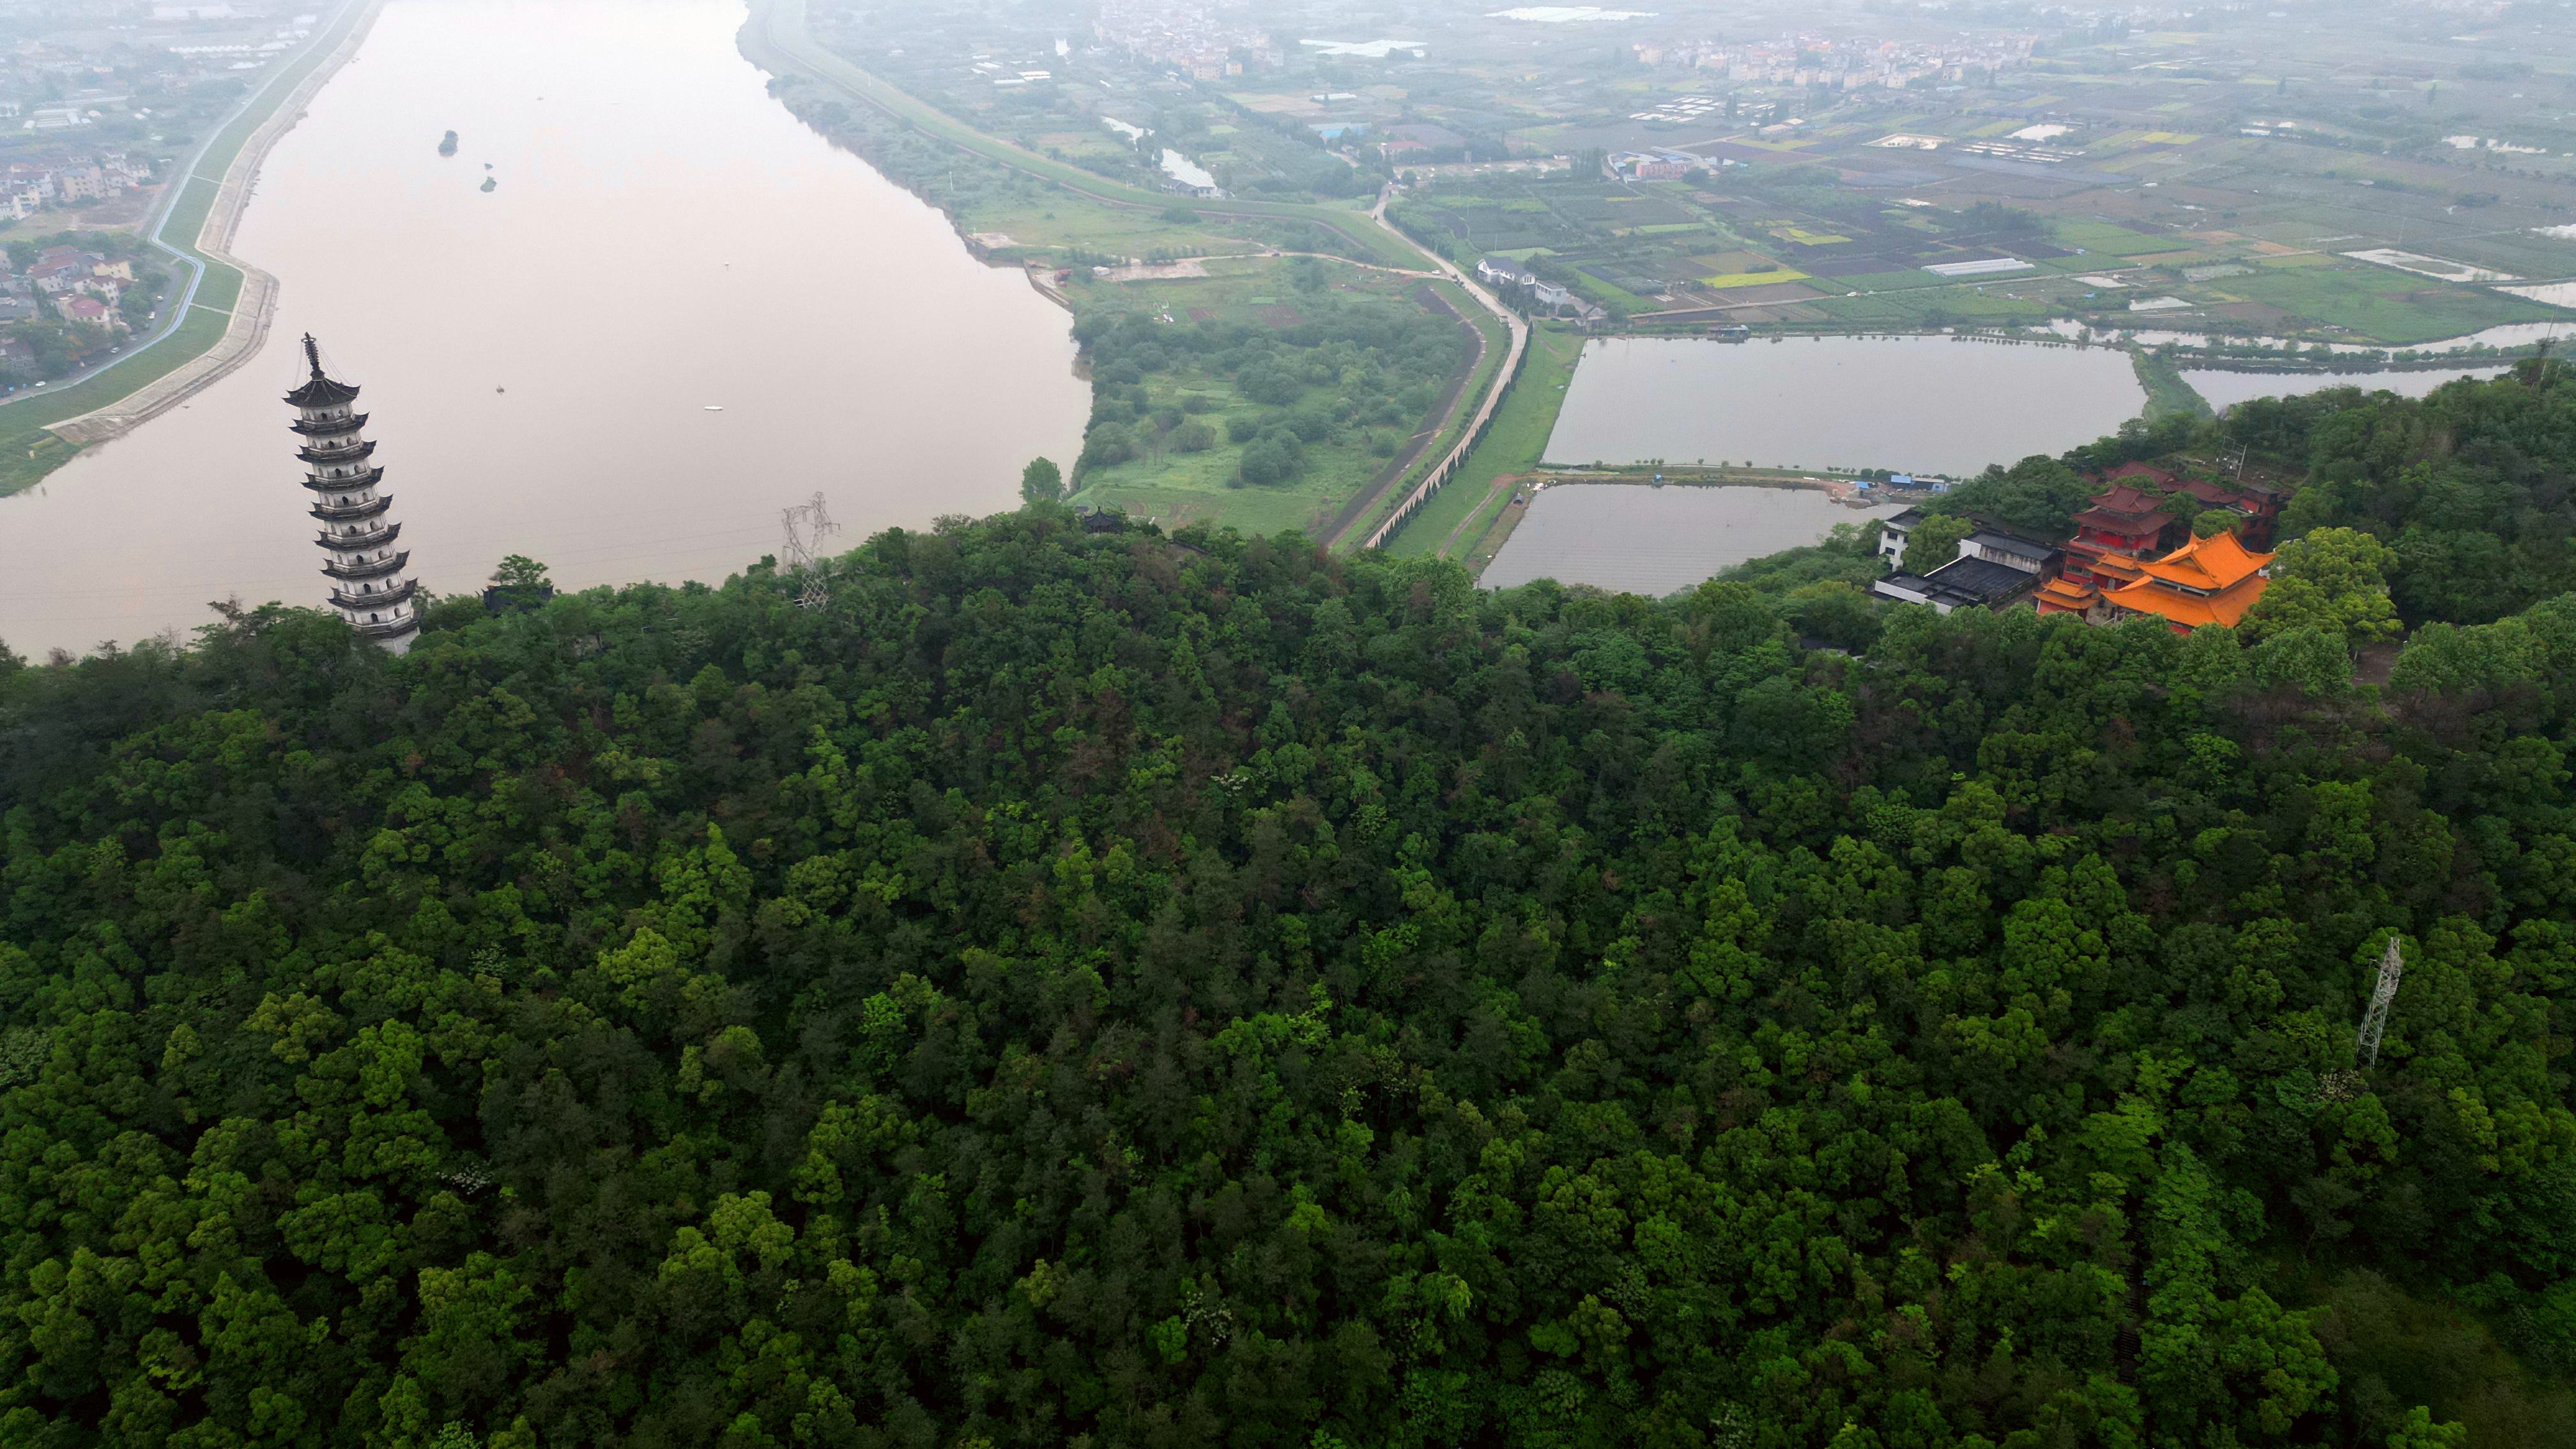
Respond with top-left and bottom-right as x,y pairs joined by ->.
780,493 -> 839,610
2354,937 -> 2405,1068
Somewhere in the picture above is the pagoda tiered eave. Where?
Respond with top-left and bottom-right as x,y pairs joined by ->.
297,438 -> 378,466
289,410 -> 369,438
301,466 -> 386,493
328,579 -> 418,611
322,549 -> 411,582
309,493 -> 392,523
314,521 -> 401,552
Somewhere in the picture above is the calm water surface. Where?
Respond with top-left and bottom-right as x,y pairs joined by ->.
1543,335 -> 2145,479
1483,484 -> 1901,597
2182,365 -> 2511,411
0,0 -> 1087,656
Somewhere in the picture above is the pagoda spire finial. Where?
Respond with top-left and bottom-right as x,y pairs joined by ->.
303,332 -> 323,379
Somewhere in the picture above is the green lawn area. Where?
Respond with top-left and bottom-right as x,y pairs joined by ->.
1386,321 -> 1584,559
1065,259 -> 1462,539
2053,220 -> 2187,257
1828,270 -> 1952,292
1807,288 -> 2064,327
2223,263 -> 2564,345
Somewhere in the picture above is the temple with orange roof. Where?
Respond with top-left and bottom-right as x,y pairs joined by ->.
2062,482 -> 2180,590
2097,531 -> 2274,632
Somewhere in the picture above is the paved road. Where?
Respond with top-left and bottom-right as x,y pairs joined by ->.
0,0 -> 361,411
1345,187 -> 1530,550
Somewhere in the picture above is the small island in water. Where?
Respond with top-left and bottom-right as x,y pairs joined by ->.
438,129 -> 457,157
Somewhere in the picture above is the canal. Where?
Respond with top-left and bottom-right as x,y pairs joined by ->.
0,0 -> 1089,657
2179,365 -> 2511,412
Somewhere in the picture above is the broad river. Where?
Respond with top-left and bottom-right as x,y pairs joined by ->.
0,0 -> 1088,656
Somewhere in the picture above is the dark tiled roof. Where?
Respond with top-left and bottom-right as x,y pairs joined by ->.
1926,555 -> 2044,602
286,374 -> 362,408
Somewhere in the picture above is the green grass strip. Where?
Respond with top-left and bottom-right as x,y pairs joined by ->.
0,0 -> 374,497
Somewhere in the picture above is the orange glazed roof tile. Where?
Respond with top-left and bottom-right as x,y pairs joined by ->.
2102,532 -> 2273,628
2100,583 -> 2266,629
2134,530 -> 2271,591
2036,576 -> 2097,608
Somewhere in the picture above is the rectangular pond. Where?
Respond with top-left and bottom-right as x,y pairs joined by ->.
1542,334 -> 2147,478
1482,482 -> 1903,597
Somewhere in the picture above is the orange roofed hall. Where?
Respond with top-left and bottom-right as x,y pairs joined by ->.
2097,531 -> 2274,631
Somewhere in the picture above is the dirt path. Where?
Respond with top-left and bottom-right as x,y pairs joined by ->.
1434,472 -> 1531,558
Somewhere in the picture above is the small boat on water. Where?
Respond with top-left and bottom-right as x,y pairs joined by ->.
438,130 -> 457,157
703,405 -> 724,411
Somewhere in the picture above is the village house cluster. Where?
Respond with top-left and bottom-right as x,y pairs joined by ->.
0,152 -> 151,221
1873,463 -> 2282,632
1474,255 -> 1607,325
1091,0 -> 1275,80
1630,32 -> 2035,91
4,242 -> 140,337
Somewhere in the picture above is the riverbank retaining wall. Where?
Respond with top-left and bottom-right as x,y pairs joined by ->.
47,0 -> 384,447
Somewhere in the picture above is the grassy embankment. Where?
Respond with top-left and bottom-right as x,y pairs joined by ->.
0,0 -> 371,497
2133,347 -> 2217,422
746,0 -> 1420,270
1384,322 -> 1585,567
747,0 -> 1537,544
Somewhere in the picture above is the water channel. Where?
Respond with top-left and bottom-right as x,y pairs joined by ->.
0,0 -> 1089,657
2180,365 -> 2512,412
1542,334 -> 2148,480
1483,483 -> 1902,597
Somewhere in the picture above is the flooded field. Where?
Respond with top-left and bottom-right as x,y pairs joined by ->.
1542,334 -> 2147,479
1482,483 -> 1902,597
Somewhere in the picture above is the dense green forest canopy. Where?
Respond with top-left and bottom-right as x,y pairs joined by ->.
4,371 -> 2576,1449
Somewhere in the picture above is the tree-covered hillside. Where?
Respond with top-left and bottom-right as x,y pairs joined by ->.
6,371 -> 2576,1449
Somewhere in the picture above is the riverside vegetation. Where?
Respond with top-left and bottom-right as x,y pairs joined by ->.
10,369 -> 2576,1446
1066,261 -> 1470,535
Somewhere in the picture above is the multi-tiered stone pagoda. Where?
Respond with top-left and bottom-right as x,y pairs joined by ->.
288,335 -> 418,652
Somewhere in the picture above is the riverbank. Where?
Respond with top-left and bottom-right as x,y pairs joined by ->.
735,0 -> 1534,554
0,0 -> 1089,659
0,0 -> 382,497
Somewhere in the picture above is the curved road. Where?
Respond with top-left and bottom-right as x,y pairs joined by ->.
1347,187 -> 1528,550
0,0 -> 363,411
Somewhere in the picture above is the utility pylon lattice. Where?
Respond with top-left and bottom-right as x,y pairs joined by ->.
780,492 -> 839,610
2354,937 -> 2405,1068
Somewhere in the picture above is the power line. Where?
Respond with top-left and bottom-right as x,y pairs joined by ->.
779,492 -> 838,609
